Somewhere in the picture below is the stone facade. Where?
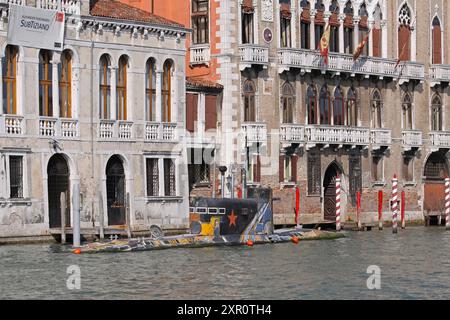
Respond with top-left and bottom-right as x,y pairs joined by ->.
0,0 -> 190,240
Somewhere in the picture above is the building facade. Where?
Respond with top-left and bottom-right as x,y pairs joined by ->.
0,0 -> 190,241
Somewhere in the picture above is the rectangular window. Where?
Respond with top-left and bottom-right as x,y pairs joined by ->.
242,12 -> 254,44
307,151 -> 321,195
372,154 -> 384,182
192,0 -> 209,44
164,159 -> 176,196
344,27 -> 353,54
315,24 -> 324,49
280,17 -> 292,48
186,93 -> 199,133
301,22 -> 310,49
9,156 -> 23,199
403,156 -> 414,182
146,158 -> 159,197
205,95 -> 217,130
349,153 -> 362,205
330,26 -> 339,52
188,148 -> 211,190
282,154 -> 297,183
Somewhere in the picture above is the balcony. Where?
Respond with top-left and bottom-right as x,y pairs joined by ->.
429,131 -> 450,151
278,48 -> 424,81
98,120 -> 134,140
430,65 -> 450,86
305,125 -> 370,149
190,45 -> 210,66
371,129 -> 392,150
145,122 -> 178,142
0,0 -> 26,6
37,0 -> 81,14
402,130 -> 422,151
39,117 -> 79,139
242,122 -> 267,144
0,115 -> 25,136
280,124 -> 304,145
239,44 -> 269,71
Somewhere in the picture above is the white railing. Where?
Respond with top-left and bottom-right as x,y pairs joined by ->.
145,122 -> 178,141
118,121 -> 133,139
429,131 -> 450,149
37,0 -> 80,14
60,119 -> 79,138
0,0 -> 25,5
239,44 -> 269,67
1,115 -> 24,136
305,125 -> 370,146
39,117 -> 58,137
280,124 -> 304,143
402,130 -> 423,149
430,65 -> 450,83
98,120 -> 115,139
190,45 -> 210,65
242,122 -> 267,143
278,48 -> 424,80
371,129 -> 392,147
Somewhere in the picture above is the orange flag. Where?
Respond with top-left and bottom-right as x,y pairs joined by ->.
320,25 -> 331,65
353,34 -> 369,61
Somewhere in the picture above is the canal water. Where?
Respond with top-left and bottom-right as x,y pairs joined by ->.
1,227 -> 450,300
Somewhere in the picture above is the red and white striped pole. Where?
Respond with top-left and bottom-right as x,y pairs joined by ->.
336,175 -> 341,231
445,177 -> 450,231
392,175 -> 398,234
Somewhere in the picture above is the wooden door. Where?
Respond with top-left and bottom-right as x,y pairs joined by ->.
106,156 -> 126,226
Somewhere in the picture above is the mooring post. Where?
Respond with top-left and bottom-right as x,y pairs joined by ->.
336,175 -> 341,232
392,175 -> 398,234
357,191 -> 362,231
378,190 -> 383,230
73,184 -> 81,247
401,191 -> 406,229
445,177 -> 450,230
98,191 -> 104,239
126,193 -> 131,239
295,186 -> 300,227
60,192 -> 66,244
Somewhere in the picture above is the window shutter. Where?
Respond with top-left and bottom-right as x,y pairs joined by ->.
398,25 -> 411,61
205,95 -> 217,130
291,155 -> 298,183
186,93 -> 198,133
279,155 -> 285,183
433,25 -> 442,64
372,28 -> 381,57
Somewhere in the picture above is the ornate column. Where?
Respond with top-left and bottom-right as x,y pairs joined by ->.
381,20 -> 388,58
51,57 -> 60,118
411,24 -> 416,62
155,70 -> 162,122
339,14 -> 345,53
310,9 -> 316,50
368,20 -> 374,57
110,66 -> 117,120
353,17 -> 360,54
0,51 -> 3,116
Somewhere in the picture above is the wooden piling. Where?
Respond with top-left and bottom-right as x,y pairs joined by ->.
392,175 -> 398,234
401,191 -> 406,229
126,193 -> 131,239
357,191 -> 362,231
378,190 -> 383,230
98,191 -> 105,239
445,178 -> 450,230
60,192 -> 66,244
73,184 -> 81,247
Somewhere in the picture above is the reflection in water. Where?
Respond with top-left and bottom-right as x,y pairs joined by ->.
1,227 -> 450,300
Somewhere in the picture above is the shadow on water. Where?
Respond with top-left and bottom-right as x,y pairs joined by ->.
1,227 -> 450,299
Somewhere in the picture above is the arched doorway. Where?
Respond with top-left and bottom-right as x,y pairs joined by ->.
106,155 -> 126,226
323,162 -> 342,221
424,152 -> 448,218
48,154 -> 70,228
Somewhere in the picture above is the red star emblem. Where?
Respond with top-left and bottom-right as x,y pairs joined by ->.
228,211 -> 237,228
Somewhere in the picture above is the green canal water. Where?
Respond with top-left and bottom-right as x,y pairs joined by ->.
1,227 -> 450,300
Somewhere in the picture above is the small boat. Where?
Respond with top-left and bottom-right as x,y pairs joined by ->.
75,198 -> 343,254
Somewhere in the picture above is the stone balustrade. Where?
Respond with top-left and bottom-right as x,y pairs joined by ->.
190,45 -> 210,66
402,130 -> 423,150
242,122 -> 267,144
239,44 -> 269,70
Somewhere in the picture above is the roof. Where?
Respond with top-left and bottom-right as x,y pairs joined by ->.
90,0 -> 184,28
187,77 -> 224,91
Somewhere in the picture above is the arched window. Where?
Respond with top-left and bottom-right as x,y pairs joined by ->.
99,54 -> 111,119
358,2 -> 369,57
307,85 -> 317,125
333,87 -> 344,126
319,85 -> 330,125
241,0 -> 254,44
146,59 -> 156,122
59,50 -> 72,118
314,0 -> 325,48
346,88 -> 358,126
300,0 -> 311,49
431,94 -> 442,131
371,90 -> 382,128
117,55 -> 128,120
402,93 -> 413,130
329,0 -> 340,53
2,45 -> 18,115
372,4 -> 383,57
162,60 -> 172,122
243,79 -> 256,122
39,50 -> 53,117
280,0 -> 292,48
343,0 -> 354,54
192,0 -> 209,45
432,17 -> 442,64
398,3 -> 412,61
281,82 -> 295,124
